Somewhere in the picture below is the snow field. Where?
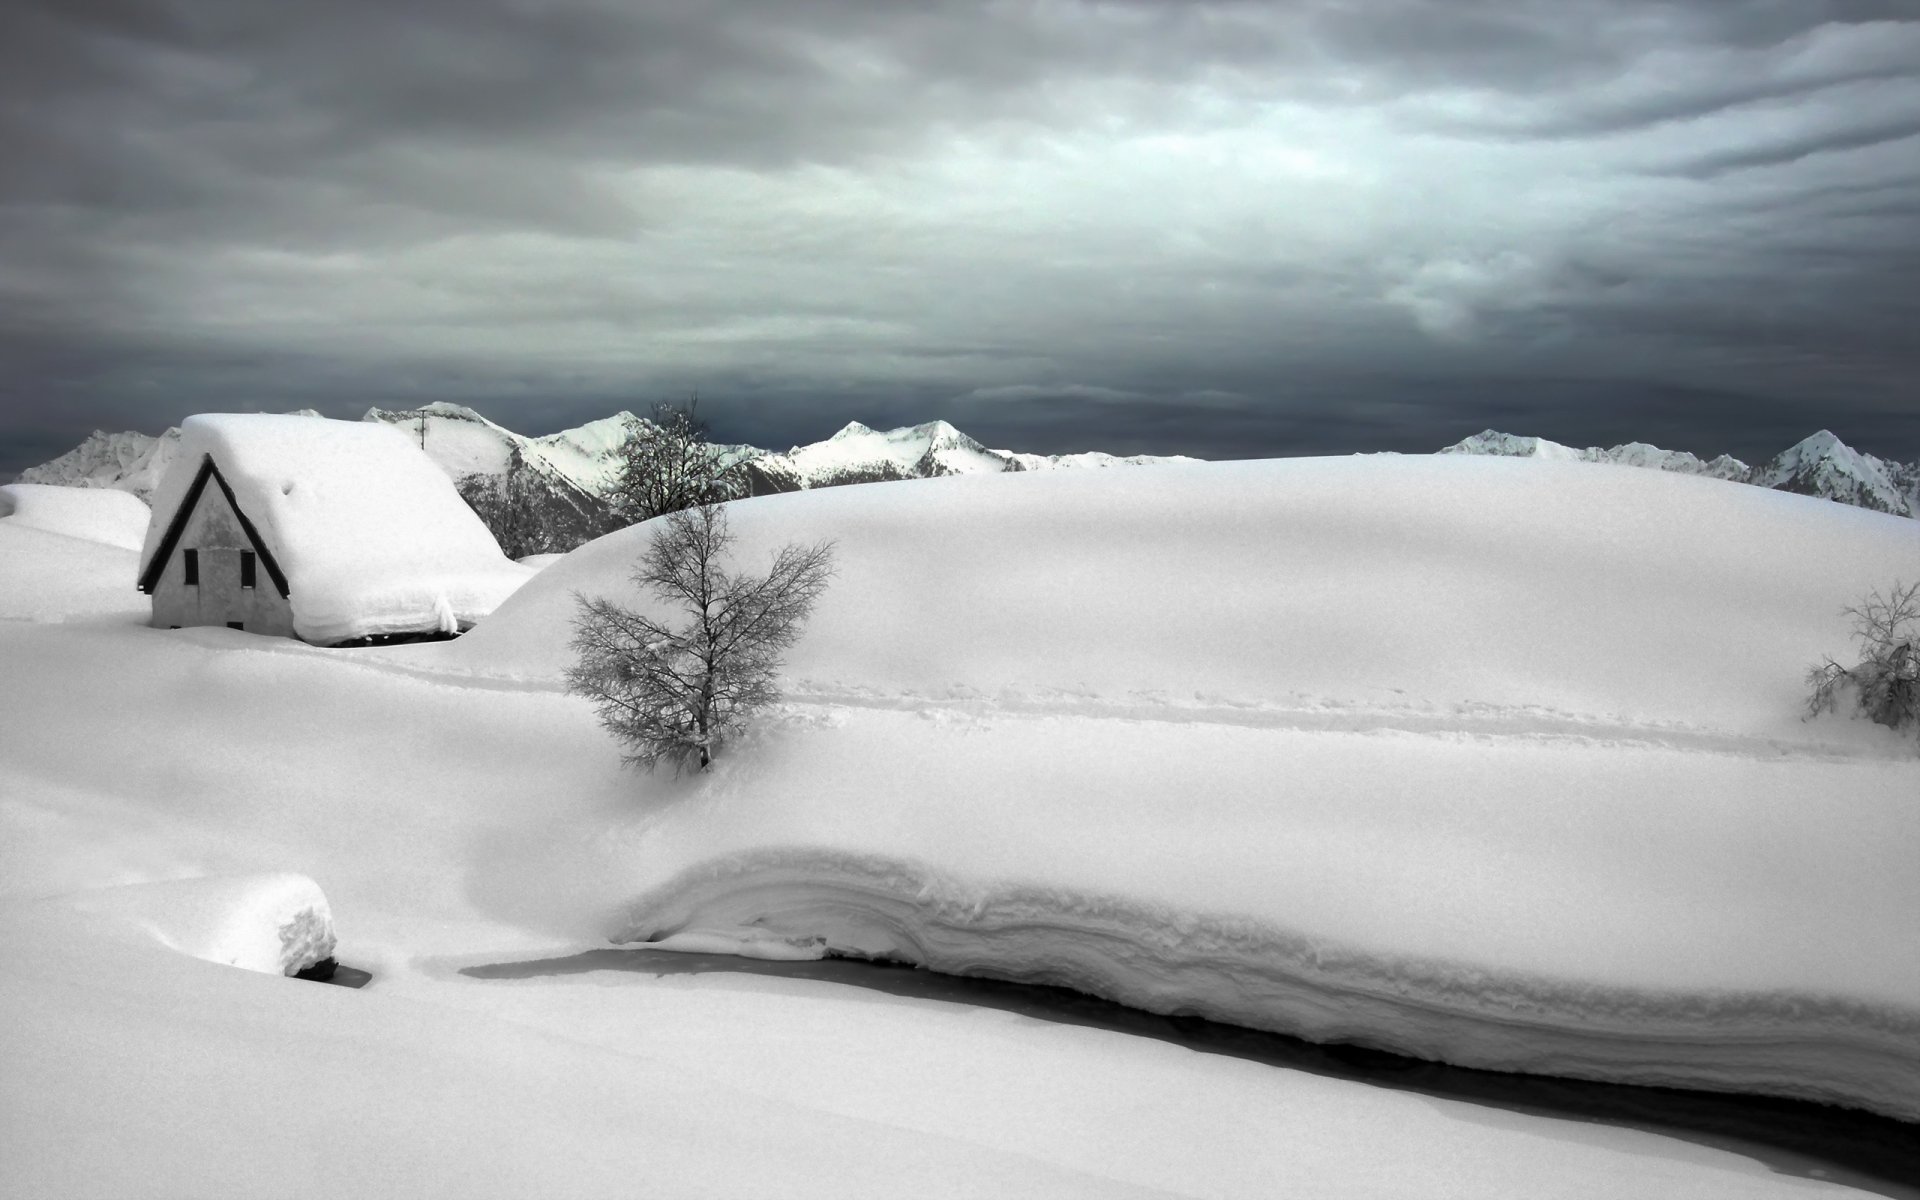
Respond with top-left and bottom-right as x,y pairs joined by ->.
3,618 -> 1863,1197
5,452 -> 1918,1196
0,482 -> 151,550
0,484 -> 151,622
413,454 -> 1920,1119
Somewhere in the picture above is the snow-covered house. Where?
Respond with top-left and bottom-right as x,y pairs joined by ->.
137,414 -> 534,644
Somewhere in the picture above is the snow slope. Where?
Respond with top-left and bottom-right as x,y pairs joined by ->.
0,621 -> 1875,1199
0,484 -> 149,622
422,455 -> 1920,1121
0,483 -> 150,550
139,415 -> 534,643
3,452 -> 1916,1197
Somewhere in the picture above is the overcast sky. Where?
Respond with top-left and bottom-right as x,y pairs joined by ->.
3,0 -> 1917,478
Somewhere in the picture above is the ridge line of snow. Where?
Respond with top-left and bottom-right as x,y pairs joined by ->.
613,847 -> 1920,1123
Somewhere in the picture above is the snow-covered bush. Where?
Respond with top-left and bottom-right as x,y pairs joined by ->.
567,502 -> 834,772
1806,580 -> 1919,741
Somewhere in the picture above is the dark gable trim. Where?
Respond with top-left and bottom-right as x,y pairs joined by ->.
137,454 -> 290,599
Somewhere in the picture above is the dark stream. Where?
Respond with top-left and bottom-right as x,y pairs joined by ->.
463,948 -> 1920,1198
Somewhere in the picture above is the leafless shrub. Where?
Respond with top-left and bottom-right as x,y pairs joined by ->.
567,502 -> 834,772
1806,580 -> 1919,741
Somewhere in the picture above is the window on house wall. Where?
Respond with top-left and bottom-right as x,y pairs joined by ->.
241,551 -> 256,589
183,549 -> 199,586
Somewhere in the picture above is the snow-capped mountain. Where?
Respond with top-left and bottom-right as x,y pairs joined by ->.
19,428 -> 180,501
23,402 -> 1195,557
1439,430 -> 1752,482
1442,428 -> 1917,516
1747,429 -> 1920,517
28,411 -> 1913,558
354,405 -> 1192,554
363,404 -> 639,557
17,412 -> 324,503
744,419 -> 1196,492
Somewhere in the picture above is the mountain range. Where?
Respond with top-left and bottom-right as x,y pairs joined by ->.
19,404 -> 1197,556
1439,429 -> 1920,518
19,408 -> 1916,556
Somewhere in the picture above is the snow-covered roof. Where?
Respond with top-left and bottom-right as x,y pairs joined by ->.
138,414 -> 532,644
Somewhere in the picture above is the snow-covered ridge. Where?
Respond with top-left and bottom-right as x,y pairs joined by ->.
7,447 -> 1920,1191
617,847 -> 1920,1122
1443,428 -> 1919,516
418,453 -> 1920,1123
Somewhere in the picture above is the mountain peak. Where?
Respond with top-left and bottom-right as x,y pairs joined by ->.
1444,428 -> 1912,518
830,421 -> 877,440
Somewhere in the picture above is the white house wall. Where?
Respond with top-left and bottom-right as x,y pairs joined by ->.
149,480 -> 295,638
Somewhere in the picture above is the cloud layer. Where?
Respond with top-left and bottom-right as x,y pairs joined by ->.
3,0 -> 1917,473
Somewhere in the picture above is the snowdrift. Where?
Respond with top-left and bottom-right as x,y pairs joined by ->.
0,484 -> 148,622
0,483 -> 151,550
430,455 -> 1920,1120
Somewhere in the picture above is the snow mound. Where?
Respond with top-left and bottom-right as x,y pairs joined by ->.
139,414 -> 534,644
57,872 -> 336,976
440,454 -> 1918,735
0,490 -> 146,622
0,483 -> 152,551
419,455 -> 1920,1122
616,847 -> 1920,1122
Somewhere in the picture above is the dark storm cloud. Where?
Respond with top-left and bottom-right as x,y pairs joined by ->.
2,0 -> 1917,481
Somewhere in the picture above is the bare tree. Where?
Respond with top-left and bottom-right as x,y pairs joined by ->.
1806,580 -> 1919,740
610,398 -> 748,526
567,502 -> 834,772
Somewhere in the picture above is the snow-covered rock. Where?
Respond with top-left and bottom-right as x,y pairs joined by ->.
56,872 -> 338,976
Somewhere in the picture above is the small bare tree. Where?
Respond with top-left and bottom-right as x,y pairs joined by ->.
1806,580 -> 1919,740
567,502 -> 834,772
610,398 -> 747,526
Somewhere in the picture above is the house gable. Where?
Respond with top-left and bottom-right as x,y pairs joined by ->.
138,455 -> 289,598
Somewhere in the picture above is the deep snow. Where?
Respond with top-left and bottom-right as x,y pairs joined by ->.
4,452 -> 1917,1197
411,454 -> 1920,1120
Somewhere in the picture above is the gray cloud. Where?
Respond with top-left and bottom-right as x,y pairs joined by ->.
2,0 -> 1917,481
